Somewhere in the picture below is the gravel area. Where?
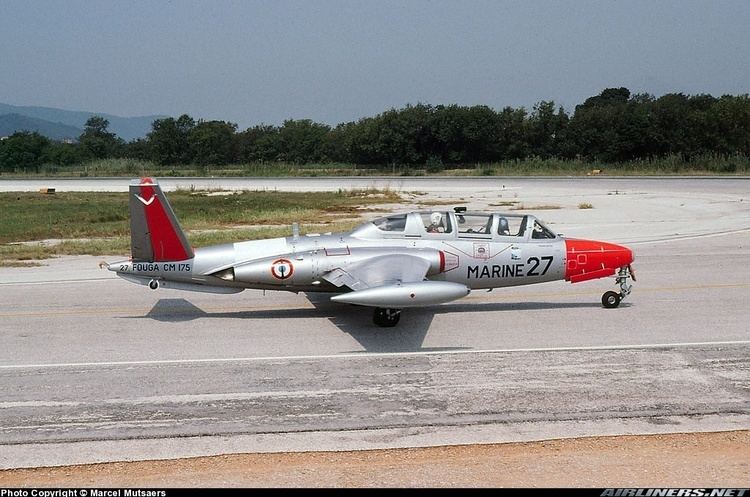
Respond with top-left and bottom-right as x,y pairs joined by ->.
2,431 -> 748,487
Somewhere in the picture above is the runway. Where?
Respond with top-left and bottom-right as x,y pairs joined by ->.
1,177 -> 749,468
2,175 -> 749,194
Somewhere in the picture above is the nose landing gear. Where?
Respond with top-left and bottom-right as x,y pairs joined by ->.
373,307 -> 401,327
602,264 -> 635,309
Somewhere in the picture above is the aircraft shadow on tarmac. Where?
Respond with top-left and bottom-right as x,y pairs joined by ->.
133,296 -> 599,354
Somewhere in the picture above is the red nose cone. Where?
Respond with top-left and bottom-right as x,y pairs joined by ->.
565,239 -> 633,283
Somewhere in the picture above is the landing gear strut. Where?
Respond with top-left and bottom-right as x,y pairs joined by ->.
373,307 -> 401,327
602,265 -> 635,309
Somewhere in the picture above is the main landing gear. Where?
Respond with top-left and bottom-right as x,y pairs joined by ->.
373,307 -> 402,327
602,265 -> 636,309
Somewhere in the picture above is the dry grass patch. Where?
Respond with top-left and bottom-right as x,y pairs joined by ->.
510,203 -> 561,211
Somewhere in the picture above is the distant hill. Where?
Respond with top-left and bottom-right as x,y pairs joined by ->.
0,103 -> 166,141
0,113 -> 83,141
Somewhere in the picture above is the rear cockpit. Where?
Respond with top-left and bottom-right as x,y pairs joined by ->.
351,209 -> 558,241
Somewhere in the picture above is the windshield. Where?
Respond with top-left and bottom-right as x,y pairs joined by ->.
531,219 -> 557,239
372,214 -> 407,232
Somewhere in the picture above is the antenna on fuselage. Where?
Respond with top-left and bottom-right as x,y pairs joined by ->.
292,222 -> 300,241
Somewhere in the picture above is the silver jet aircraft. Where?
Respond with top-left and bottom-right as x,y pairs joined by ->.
106,178 -> 636,327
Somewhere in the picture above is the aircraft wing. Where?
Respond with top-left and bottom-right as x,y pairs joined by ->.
323,254 -> 470,308
322,254 -> 431,290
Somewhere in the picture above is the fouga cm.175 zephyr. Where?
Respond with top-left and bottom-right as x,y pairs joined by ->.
104,178 -> 636,327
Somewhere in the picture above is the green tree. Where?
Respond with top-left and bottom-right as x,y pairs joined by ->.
0,132 -> 51,172
78,116 -> 122,159
322,122 -> 356,163
343,117 -> 381,165
41,141 -> 82,167
460,105 -> 504,162
188,120 -> 238,166
122,138 -> 151,161
648,93 -> 692,157
527,101 -> 569,159
494,106 -> 529,160
370,104 -> 431,165
580,87 -> 631,108
276,119 -> 331,163
567,88 -> 655,161
236,125 -> 281,162
148,114 -> 195,165
711,94 -> 750,156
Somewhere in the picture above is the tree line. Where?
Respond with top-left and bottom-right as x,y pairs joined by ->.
2,87 -> 749,173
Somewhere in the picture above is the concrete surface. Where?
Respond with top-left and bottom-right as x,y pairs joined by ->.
0,177 -> 748,468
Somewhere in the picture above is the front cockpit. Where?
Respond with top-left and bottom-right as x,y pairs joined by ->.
351,209 -> 559,241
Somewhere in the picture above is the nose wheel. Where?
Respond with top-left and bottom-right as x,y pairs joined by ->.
373,308 -> 401,327
601,265 -> 635,309
601,290 -> 621,308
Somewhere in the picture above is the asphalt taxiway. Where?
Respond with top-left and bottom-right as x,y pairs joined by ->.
0,177 -> 748,468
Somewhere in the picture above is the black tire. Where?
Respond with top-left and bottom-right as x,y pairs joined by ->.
601,291 -> 621,309
373,308 -> 401,327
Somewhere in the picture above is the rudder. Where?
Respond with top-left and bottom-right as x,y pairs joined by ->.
129,178 -> 194,262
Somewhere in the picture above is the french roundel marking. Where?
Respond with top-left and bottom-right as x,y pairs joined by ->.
270,258 -> 294,280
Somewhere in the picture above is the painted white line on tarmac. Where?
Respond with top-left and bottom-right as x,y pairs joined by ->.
0,277 -> 115,286
627,227 -> 750,245
2,340 -> 749,370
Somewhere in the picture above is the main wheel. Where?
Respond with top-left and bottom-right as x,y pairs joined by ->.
601,291 -> 621,309
373,308 -> 401,327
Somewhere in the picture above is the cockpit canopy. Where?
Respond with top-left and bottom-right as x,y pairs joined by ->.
356,211 -> 558,240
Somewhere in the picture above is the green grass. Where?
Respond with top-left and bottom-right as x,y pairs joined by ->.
24,159 -> 385,178
1,192 -> 131,242
0,189 -> 400,264
452,154 -> 750,176
5,153 -> 749,178
186,220 -> 364,247
0,238 -> 132,262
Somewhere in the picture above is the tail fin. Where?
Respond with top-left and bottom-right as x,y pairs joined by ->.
129,178 -> 194,262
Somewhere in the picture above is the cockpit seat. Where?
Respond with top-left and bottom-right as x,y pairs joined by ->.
498,217 -> 510,235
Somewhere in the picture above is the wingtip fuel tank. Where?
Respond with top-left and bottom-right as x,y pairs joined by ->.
330,281 -> 470,308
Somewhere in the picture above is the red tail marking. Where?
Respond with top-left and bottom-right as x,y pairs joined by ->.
139,182 -> 190,262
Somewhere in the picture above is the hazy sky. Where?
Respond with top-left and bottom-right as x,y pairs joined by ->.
2,0 -> 748,128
